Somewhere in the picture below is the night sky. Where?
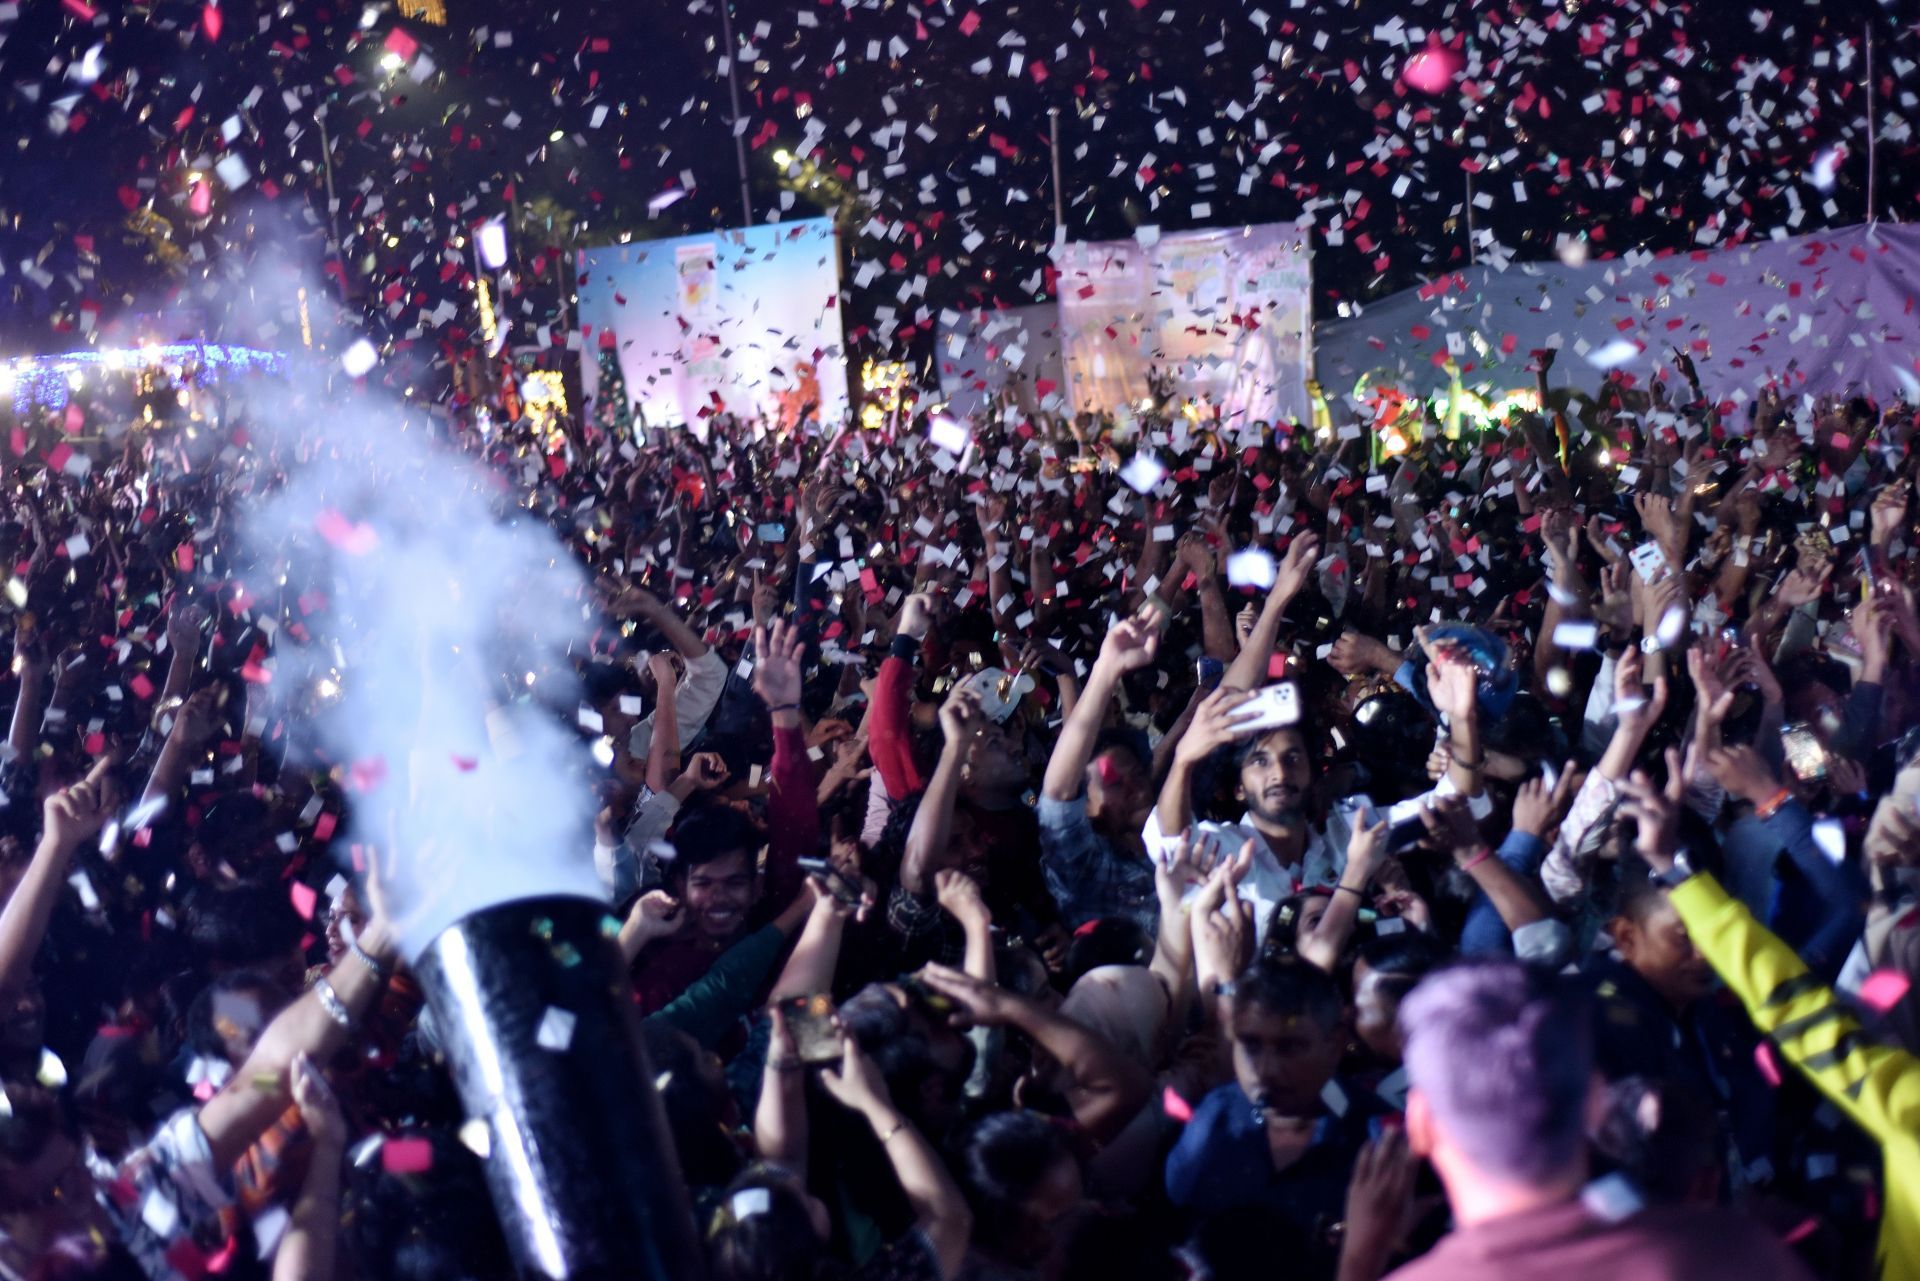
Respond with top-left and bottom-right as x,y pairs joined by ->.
0,0 -> 1912,385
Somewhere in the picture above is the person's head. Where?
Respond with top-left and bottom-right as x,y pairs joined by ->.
706,1166 -> 831,1281
1608,873 -> 1713,1009
1084,734 -> 1151,835
961,714 -> 1030,797
1234,727 -> 1312,830
0,1080 -> 97,1224
961,1111 -> 1085,1275
186,971 -> 293,1070
325,883 -> 368,968
1226,958 -> 1345,1117
1351,932 -> 1450,1064
185,884 -> 307,987
1401,961 -> 1595,1204
0,980 -> 45,1064
1778,652 -> 1850,742
1262,889 -> 1333,959
839,981 -> 976,1139
1591,1076 -> 1723,1206
668,805 -> 763,943
345,1129 -> 513,1281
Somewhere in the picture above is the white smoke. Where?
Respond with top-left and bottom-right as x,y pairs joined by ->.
212,244 -> 605,964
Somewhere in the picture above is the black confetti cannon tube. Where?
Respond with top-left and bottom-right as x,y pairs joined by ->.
413,896 -> 705,1281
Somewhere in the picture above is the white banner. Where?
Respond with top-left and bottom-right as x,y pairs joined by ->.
1052,223 -> 1313,427
576,218 -> 847,432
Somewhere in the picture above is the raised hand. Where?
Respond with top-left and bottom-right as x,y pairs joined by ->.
1775,563 -> 1830,609
289,1052 -> 347,1148
1871,481 -> 1909,546
1172,687 -> 1259,765
933,869 -> 990,929
898,591 -> 936,642
751,618 -> 806,712
1423,650 -> 1479,723
1615,747 -> 1688,871
1097,613 -> 1161,674
1272,531 -> 1322,603
937,681 -> 988,749
1611,647 -> 1669,735
818,1035 -> 896,1118
682,751 -> 731,791
1512,763 -> 1580,840
41,758 -> 116,853
1329,630 -> 1395,678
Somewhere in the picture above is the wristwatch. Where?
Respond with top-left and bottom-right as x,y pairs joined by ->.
1651,849 -> 1698,890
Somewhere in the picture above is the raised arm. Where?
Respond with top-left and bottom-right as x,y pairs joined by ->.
274,1054 -> 347,1281
1222,533 -> 1320,691
0,762 -> 115,999
900,682 -> 983,897
644,654 -> 681,795
197,909 -> 400,1171
818,1038 -> 972,1278
754,617 -> 820,911
1041,612 -> 1158,803
918,962 -> 1153,1146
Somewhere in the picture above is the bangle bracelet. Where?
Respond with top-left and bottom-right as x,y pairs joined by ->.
876,1118 -> 909,1144
1753,787 -> 1793,820
348,937 -> 390,982
768,702 -> 800,714
1457,845 -> 1494,873
1333,884 -> 1364,899
313,977 -> 353,1030
1449,751 -> 1484,770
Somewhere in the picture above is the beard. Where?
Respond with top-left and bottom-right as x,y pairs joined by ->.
1243,786 -> 1306,829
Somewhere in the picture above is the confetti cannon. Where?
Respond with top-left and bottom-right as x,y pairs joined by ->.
413,896 -> 704,1281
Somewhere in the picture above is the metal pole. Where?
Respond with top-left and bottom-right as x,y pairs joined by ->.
315,114 -> 350,294
1464,171 -> 1477,266
719,0 -> 753,226
413,896 -> 705,1281
1865,23 -> 1879,226
1048,107 -> 1065,239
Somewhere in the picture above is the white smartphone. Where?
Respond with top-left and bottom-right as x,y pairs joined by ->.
1628,541 -> 1672,585
1235,682 -> 1302,733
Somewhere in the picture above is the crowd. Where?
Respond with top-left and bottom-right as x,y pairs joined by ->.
0,341 -> 1917,1281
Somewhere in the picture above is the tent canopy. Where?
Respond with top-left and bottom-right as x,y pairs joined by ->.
1313,223 -> 1920,420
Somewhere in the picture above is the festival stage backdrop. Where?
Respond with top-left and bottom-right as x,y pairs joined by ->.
576,219 -> 848,433
1052,223 -> 1314,427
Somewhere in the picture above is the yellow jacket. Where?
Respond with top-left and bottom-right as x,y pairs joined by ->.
1671,872 -> 1919,1281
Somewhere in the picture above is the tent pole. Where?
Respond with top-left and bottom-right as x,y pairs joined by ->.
1464,171 -> 1477,266
1865,23 -> 1878,227
1049,108 -> 1066,240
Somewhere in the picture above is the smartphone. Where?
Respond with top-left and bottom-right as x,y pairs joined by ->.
757,522 -> 787,543
1235,682 -> 1301,733
1781,725 -> 1828,784
1196,656 -> 1225,691
1628,541 -> 1672,585
779,994 -> 842,1065
1716,624 -> 1743,664
1382,796 -> 1427,855
797,858 -> 863,910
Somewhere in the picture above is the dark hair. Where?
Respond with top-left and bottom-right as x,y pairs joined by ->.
1062,918 -> 1153,986
1592,1076 -> 1721,1206
1231,957 -> 1343,1033
184,970 -> 292,1064
707,1167 -> 822,1281
640,1021 -> 744,1191
959,1110 -> 1076,1256
345,1130 -> 513,1281
1357,931 -> 1450,985
0,1078 -> 66,1203
1400,960 -> 1593,1185
837,984 -> 937,1100
668,803 -> 762,878
1261,889 -> 1334,960
184,885 -> 305,971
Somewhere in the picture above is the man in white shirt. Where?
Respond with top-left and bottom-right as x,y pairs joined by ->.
1143,655 -> 1490,948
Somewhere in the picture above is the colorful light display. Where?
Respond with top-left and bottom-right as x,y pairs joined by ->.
0,344 -> 287,414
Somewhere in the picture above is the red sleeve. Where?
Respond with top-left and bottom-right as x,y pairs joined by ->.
869,651 -> 928,799
762,723 -> 818,910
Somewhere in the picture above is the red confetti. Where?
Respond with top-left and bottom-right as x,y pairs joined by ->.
381,1136 -> 434,1175
1162,1085 -> 1193,1123
1858,969 -> 1911,1013
288,881 -> 317,921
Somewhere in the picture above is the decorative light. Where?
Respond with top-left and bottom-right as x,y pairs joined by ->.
0,344 -> 286,413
